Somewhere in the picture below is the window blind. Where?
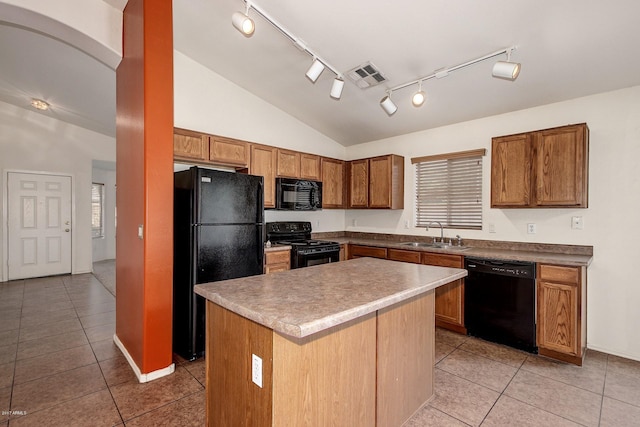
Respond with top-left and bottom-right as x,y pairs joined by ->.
91,183 -> 104,238
414,151 -> 483,230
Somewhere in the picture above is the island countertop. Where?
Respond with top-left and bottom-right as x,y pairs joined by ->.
194,257 -> 467,339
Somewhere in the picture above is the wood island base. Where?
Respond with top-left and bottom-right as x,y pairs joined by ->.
205,291 -> 435,426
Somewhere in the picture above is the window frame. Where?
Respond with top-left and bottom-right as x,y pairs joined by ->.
411,149 -> 485,230
91,182 -> 105,239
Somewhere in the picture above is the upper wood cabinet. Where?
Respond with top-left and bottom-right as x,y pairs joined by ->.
250,144 -> 277,209
174,128 -> 208,162
321,157 -> 346,209
276,149 -> 300,178
174,128 -> 249,169
210,136 -> 250,168
491,123 -> 589,208
348,159 -> 369,208
536,263 -> 586,365
349,155 -> 404,209
300,153 -> 321,181
276,150 -> 321,181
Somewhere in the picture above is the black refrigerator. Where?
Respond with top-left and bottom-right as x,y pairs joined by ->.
173,166 -> 264,360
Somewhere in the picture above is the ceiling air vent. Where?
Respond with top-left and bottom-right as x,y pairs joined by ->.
346,62 -> 387,89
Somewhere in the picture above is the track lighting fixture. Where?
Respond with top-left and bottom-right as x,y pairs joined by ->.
411,81 -> 426,107
492,48 -> 521,80
232,1 -> 345,100
306,59 -> 325,83
330,77 -> 345,100
381,46 -> 520,116
380,92 -> 398,116
231,4 -> 255,37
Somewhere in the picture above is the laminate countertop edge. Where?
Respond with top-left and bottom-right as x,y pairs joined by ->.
194,258 -> 467,339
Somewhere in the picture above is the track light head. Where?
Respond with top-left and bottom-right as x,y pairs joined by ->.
232,11 -> 255,37
380,93 -> 398,116
492,48 -> 520,80
330,77 -> 345,100
411,81 -> 426,107
306,59 -> 325,83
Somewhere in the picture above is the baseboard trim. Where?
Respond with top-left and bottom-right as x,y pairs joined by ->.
113,334 -> 175,383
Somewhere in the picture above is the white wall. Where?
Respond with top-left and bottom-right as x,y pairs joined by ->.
91,166 -> 116,262
174,50 -> 347,232
344,86 -> 640,361
0,100 -> 116,279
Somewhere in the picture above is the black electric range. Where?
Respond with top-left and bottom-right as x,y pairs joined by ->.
266,222 -> 340,269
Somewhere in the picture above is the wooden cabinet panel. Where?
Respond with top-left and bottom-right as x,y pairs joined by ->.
491,123 -> 588,208
387,249 -> 421,264
276,149 -> 300,178
174,128 -> 208,161
534,125 -> 588,207
339,244 -> 346,261
369,155 -> 404,209
300,153 -> 321,181
209,136 -> 249,168
321,157 -> 346,208
349,155 -> 404,209
264,250 -> 290,274
421,252 -> 465,334
349,159 -> 369,208
251,144 -> 277,209
536,263 -> 586,365
348,245 -> 387,259
491,133 -> 532,207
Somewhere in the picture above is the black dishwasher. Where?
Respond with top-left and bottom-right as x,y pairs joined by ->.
464,257 -> 537,353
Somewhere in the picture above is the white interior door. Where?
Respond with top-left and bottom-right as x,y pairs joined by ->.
7,172 -> 72,280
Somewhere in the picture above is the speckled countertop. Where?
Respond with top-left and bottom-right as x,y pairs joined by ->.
328,237 -> 592,267
194,257 -> 466,339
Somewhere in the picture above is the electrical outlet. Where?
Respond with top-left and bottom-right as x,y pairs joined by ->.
252,354 -> 262,388
571,216 -> 583,230
488,223 -> 496,233
352,219 -> 357,227
527,223 -> 537,234
404,219 -> 410,229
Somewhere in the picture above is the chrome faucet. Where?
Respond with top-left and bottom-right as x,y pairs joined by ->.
425,221 -> 444,243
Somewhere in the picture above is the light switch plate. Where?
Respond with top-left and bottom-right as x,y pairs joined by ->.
252,354 -> 263,388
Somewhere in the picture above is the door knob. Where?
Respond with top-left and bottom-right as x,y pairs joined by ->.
65,229 -> 70,232
65,221 -> 70,225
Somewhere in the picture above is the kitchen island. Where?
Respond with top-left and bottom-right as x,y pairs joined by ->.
194,257 -> 467,426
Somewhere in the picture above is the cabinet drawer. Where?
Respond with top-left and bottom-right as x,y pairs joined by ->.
421,253 -> 463,268
387,249 -> 421,264
538,264 -> 580,284
349,245 -> 387,259
265,250 -> 290,265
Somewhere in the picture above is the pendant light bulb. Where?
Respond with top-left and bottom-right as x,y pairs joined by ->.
412,81 -> 426,107
232,9 -> 255,37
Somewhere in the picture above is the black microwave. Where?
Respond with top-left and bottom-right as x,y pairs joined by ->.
275,178 -> 322,210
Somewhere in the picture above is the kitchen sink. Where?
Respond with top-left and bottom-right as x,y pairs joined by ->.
401,242 -> 471,251
401,242 -> 435,247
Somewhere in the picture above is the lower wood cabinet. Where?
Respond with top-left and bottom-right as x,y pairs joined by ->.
348,244 -> 465,334
536,263 -> 586,365
421,253 -> 466,334
348,245 -> 387,259
264,249 -> 290,274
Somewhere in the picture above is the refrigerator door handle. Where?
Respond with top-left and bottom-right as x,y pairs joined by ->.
257,180 -> 264,223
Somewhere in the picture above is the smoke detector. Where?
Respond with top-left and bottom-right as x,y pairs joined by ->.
346,62 -> 387,89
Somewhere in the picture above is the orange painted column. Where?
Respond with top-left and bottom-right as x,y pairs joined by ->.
115,0 -> 174,376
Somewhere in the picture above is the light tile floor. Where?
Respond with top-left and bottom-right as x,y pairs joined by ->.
1,266 -> 639,426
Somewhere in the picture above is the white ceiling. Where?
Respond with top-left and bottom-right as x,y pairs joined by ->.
2,1 -> 640,146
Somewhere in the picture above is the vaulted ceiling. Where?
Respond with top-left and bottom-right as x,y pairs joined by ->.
2,1 -> 640,146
